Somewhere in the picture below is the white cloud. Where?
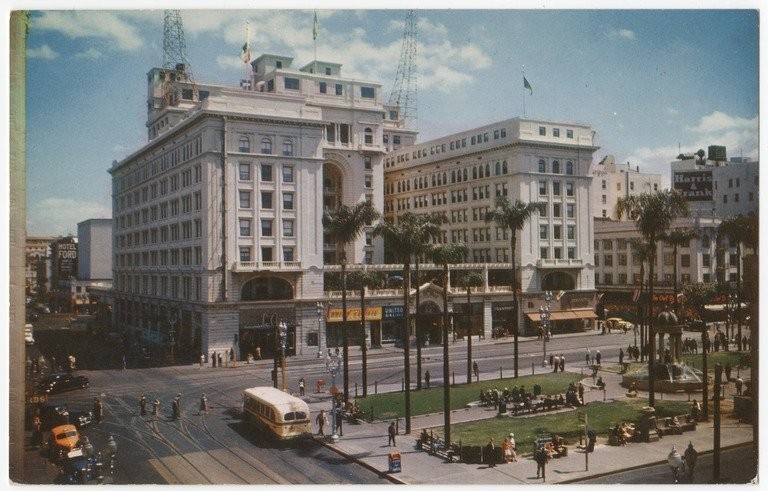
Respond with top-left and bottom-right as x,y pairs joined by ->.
75,48 -> 103,60
607,28 -> 636,41
27,198 -> 111,237
27,44 -> 58,60
32,11 -> 145,52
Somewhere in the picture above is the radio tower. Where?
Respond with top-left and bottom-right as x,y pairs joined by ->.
388,10 -> 418,130
162,10 -> 194,106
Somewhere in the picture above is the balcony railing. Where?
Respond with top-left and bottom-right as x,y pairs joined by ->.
234,261 -> 302,271
537,258 -> 584,268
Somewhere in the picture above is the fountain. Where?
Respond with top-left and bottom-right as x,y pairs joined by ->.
622,310 -> 705,393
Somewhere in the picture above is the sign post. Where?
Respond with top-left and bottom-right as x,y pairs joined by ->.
578,412 -> 588,471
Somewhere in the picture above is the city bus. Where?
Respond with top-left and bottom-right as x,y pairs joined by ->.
242,386 -> 311,440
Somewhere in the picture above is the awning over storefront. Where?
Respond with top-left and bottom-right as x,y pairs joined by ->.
704,303 -> 747,312
526,309 -> 597,322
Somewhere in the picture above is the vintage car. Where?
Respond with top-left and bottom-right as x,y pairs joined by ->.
606,317 -> 632,333
55,448 -> 107,484
39,402 -> 93,430
36,372 -> 90,395
46,424 -> 80,461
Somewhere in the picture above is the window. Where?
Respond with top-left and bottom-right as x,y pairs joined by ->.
365,175 -> 372,188
239,219 -> 252,237
603,240 -> 613,250
284,77 -> 300,90
283,192 -> 294,210
552,160 -> 561,174
364,127 -> 374,145
566,182 -> 574,196
604,254 -> 613,266
566,161 -> 573,175
283,247 -> 295,262
681,254 -> 691,267
553,128 -> 560,137
539,126 -> 546,136
553,203 -> 561,217
238,136 -> 250,152
261,247 -> 273,262
568,247 -> 575,259
538,159 -> 546,173
339,124 -> 350,144
239,163 -> 251,180
539,180 -> 547,195
282,139 -> 294,156
261,219 -> 273,237
319,81 -> 327,93
553,225 -> 562,239
335,84 -> 343,95
703,254 -> 710,267
260,138 -> 273,154
282,166 -> 294,183
567,129 -> 574,138
601,180 -> 606,190
240,247 -> 251,262
261,164 -> 273,181
566,203 -> 574,218
361,86 -> 375,98
554,247 -> 562,259
283,219 -> 294,237
567,225 -> 575,239
540,247 -> 548,259
553,181 -> 561,196
364,156 -> 372,170
261,191 -> 273,209
539,203 -> 548,217
618,253 -> 627,265
539,225 -> 548,239
239,190 -> 251,208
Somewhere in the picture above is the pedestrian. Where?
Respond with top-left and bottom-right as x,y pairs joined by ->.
299,377 -> 305,396
507,433 -> 518,461
552,355 -> 558,372
724,363 -> 732,382
485,438 -> 496,468
199,353 -> 204,367
218,352 -> 223,367
316,409 -> 327,436
172,396 -> 181,420
425,370 -> 431,389
619,348 -> 624,365
595,350 -> 601,366
388,421 -> 397,446
549,354 -> 554,367
94,397 -> 104,423
586,348 -> 591,366
742,335 -> 748,351
152,399 -> 160,417
255,346 -> 261,360
212,350 -> 217,368
559,354 -> 565,372
139,394 -> 147,416
578,382 -> 585,405
535,445 -> 549,479
225,349 -> 230,368
335,406 -> 343,436
122,355 -> 127,370
32,413 -> 42,447
198,393 -> 208,415
735,376 -> 744,395
683,442 -> 697,482
473,361 -> 479,380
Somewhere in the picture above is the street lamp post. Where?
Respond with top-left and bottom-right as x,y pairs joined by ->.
278,321 -> 288,392
727,293 -> 737,350
539,291 -> 552,367
168,312 -> 178,364
325,352 -> 341,443
316,302 -> 324,358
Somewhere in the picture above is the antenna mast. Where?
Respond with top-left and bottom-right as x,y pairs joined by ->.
162,10 -> 194,106
388,10 -> 418,130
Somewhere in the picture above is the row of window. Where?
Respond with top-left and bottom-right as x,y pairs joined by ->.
538,126 -> 575,139
239,190 -> 294,210
239,245 -> 295,263
115,243 -> 203,268
538,159 -> 574,175
116,273 -> 203,301
539,224 -> 577,240
538,180 -> 576,197
239,162 -> 294,183
117,164 -> 202,212
117,192 -> 202,232
116,218 -> 203,250
269,76 -> 376,100
722,192 -> 755,204
594,273 -> 742,286
595,251 -> 740,268
600,179 -> 659,192
384,126 -> 508,167
238,217 -> 296,238
385,162 -> 510,195
116,135 -> 203,194
238,135 -> 295,156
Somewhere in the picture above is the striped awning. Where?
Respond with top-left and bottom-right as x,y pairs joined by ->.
527,309 -> 597,322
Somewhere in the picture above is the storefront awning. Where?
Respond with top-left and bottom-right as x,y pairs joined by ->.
526,309 -> 597,322
704,303 -> 747,312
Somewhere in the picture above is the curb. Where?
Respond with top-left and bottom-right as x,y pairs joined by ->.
310,435 -> 406,484
558,441 -> 753,484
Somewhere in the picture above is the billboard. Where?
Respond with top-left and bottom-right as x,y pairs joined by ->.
54,238 -> 78,279
673,171 -> 713,201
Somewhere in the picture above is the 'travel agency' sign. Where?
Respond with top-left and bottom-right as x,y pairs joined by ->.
673,171 -> 713,201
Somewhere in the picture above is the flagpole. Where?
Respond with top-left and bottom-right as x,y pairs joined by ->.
313,11 -> 318,74
522,65 -> 526,118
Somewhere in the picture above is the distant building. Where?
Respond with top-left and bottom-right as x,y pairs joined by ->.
590,155 -> 661,219
25,236 -> 55,297
73,218 -> 113,315
49,236 -> 78,312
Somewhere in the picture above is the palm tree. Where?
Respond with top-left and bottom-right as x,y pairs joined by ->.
374,213 -> 442,434
485,197 -> 542,378
322,201 -> 380,406
616,190 -> 689,407
629,238 -> 655,360
460,271 -> 484,383
430,242 -> 468,448
349,271 -> 380,397
659,228 -> 699,314
718,214 -> 750,346
411,214 -> 447,390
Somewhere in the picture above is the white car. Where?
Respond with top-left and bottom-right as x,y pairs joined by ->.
25,324 -> 34,345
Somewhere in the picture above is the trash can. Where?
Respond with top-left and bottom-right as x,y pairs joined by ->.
498,398 -> 507,414
388,451 -> 401,473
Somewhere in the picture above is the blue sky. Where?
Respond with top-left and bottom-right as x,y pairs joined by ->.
17,6 -> 761,236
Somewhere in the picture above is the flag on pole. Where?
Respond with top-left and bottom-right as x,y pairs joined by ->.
523,76 -> 533,95
313,11 -> 319,40
240,41 -> 251,63
556,290 -> 566,301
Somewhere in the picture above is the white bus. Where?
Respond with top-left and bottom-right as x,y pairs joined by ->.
242,386 -> 311,440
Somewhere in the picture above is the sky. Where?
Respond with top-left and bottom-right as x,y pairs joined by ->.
13,3 -> 762,237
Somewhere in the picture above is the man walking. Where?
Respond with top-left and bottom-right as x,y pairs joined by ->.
425,370 -> 431,389
485,438 -> 496,468
316,409 -> 328,436
595,350 -> 601,366
139,394 -> 147,416
94,397 -> 104,423
683,442 -> 697,482
299,377 -> 306,396
559,354 -> 565,372
388,422 -> 397,446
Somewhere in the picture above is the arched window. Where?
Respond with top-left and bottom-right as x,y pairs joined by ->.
282,139 -> 294,156
462,169 -> 468,181
241,277 -> 294,301
260,138 -> 272,154
502,161 -> 508,174
552,160 -> 561,174
479,166 -> 484,178
541,272 -> 575,291
538,159 -> 546,173
238,136 -> 250,153
364,127 -> 373,145
473,167 -> 478,179
566,161 -> 574,175
485,163 -> 490,176
495,162 -> 501,175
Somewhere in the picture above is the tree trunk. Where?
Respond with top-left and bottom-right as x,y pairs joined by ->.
341,259 -> 350,406
442,263 -> 451,447
511,233 -> 519,378
648,247 -> 656,407
466,286 -> 472,384
403,261 -> 412,434
415,259 -> 422,390
361,286 -> 368,397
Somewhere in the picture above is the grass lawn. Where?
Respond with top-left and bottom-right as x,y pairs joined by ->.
683,351 -> 750,372
441,399 -> 691,454
355,372 -> 582,421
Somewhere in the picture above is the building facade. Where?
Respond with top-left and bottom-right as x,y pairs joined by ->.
110,53 -> 415,361
25,236 -> 55,298
590,155 -> 661,219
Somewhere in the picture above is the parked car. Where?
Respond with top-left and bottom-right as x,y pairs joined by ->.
55,448 -> 107,484
36,373 -> 90,395
684,319 -> 707,331
605,317 -> 632,333
46,424 -> 80,461
25,324 -> 35,345
39,402 -> 93,430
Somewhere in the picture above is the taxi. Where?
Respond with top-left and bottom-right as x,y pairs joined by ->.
47,424 -> 80,461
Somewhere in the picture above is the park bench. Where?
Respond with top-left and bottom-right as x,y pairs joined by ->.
416,431 -> 461,462
657,415 -> 696,435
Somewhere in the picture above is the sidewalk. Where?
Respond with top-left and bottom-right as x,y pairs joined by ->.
306,359 -> 754,485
